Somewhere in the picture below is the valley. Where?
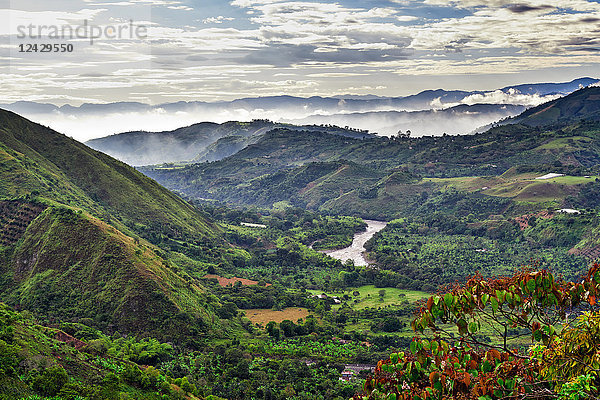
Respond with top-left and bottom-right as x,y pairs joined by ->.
5,0 -> 600,395
0,84 -> 599,400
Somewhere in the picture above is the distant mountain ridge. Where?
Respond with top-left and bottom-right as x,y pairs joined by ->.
3,77 -> 596,115
86,120 -> 373,166
86,103 -> 530,166
1,77 -> 597,141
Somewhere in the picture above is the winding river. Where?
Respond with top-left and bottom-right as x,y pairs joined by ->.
324,220 -> 388,266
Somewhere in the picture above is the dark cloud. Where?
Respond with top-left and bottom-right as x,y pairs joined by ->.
573,47 -> 600,52
150,47 -> 191,56
505,3 -> 554,13
260,29 -> 298,41
561,36 -> 600,47
240,43 -> 412,66
153,58 -> 184,66
581,17 -> 600,23
80,72 -> 109,77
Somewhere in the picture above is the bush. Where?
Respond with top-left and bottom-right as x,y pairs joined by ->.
32,366 -> 68,396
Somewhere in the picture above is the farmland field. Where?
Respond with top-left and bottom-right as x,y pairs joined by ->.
244,307 -> 311,325
204,274 -> 270,287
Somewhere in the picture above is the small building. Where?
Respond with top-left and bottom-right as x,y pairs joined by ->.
556,209 -> 581,214
536,173 -> 565,180
240,222 -> 267,228
339,370 -> 357,381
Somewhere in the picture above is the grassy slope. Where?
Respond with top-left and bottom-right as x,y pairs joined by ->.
0,108 -> 220,243
1,206 -> 221,340
513,86 -> 600,126
309,285 -> 429,311
429,173 -> 598,204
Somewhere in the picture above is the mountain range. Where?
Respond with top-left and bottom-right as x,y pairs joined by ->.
142,86 -> 600,219
86,121 -> 372,166
1,78 -> 596,143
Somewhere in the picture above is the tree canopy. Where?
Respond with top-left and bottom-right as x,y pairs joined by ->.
355,264 -> 600,400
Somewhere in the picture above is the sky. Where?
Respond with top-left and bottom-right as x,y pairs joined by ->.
1,0 -> 599,105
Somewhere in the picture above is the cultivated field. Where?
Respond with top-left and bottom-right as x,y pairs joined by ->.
244,307 -> 311,325
204,274 -> 271,287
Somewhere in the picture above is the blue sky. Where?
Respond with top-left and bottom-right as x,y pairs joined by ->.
1,0 -> 599,104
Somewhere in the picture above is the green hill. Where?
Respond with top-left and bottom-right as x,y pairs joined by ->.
0,109 -> 229,341
3,205 -> 217,341
512,86 -> 600,126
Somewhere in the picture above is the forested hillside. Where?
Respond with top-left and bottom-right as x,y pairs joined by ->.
144,87 -> 600,220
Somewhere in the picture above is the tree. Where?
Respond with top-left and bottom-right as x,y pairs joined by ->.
266,321 -> 281,340
381,317 -> 403,333
355,264 -> 600,400
538,310 -> 600,394
280,320 -> 297,337
217,302 -> 238,319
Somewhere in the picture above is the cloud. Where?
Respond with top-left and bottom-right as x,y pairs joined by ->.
2,0 -> 600,105
397,15 -> 418,22
228,1 -> 414,65
409,2 -> 600,55
240,43 -> 411,66
168,5 -> 193,11
458,89 -> 562,106
0,8 -> 108,35
202,16 -> 235,24
83,0 -> 186,5
505,4 -> 554,13
422,0 -> 597,11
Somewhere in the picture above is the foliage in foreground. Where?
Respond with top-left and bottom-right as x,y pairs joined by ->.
356,264 -> 600,400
